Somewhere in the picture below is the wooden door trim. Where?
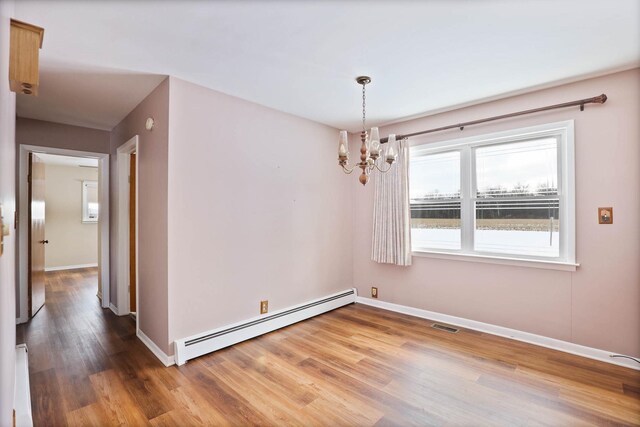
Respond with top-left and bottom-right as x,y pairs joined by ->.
28,152 -> 46,318
115,136 -> 138,328
129,152 -> 136,313
17,144 -> 111,324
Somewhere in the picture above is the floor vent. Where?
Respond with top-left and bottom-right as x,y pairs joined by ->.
431,323 -> 459,333
174,288 -> 357,365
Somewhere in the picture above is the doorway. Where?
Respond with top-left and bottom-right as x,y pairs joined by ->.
28,153 -> 102,317
27,153 -> 46,317
116,136 -> 138,327
17,145 -> 110,323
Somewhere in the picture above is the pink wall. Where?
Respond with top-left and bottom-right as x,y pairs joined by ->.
110,77 -> 170,353
353,68 -> 640,357
16,117 -> 110,154
0,0 -> 17,423
166,77 -> 354,347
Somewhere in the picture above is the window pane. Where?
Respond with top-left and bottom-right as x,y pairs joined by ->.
474,138 -> 560,257
475,199 -> 559,257
411,201 -> 461,250
410,151 -> 461,250
410,151 -> 460,200
476,138 -> 557,198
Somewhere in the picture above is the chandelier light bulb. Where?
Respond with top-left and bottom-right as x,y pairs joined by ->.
369,127 -> 380,157
386,134 -> 397,162
338,130 -> 349,159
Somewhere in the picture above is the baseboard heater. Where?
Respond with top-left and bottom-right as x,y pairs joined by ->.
174,288 -> 357,366
15,344 -> 33,427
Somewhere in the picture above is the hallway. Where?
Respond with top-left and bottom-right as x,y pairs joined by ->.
15,268 -> 165,425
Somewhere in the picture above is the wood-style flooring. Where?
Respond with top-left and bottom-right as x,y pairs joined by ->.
16,268 -> 640,426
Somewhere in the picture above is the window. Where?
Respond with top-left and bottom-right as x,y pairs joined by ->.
82,180 -> 99,223
410,121 -> 575,265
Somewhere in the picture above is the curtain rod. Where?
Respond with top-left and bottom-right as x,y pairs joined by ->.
379,93 -> 607,144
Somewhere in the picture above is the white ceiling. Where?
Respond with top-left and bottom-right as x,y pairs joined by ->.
36,153 -> 99,168
14,0 -> 640,132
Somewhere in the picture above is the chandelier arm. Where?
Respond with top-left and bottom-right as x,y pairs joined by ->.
341,164 -> 357,174
373,161 -> 393,173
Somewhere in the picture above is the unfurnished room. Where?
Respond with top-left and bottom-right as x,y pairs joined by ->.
0,1 -> 639,426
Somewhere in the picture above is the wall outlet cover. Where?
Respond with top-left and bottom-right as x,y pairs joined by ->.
371,287 -> 378,298
260,300 -> 268,314
598,207 -> 613,224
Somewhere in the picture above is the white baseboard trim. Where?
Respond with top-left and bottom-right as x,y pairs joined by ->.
109,303 -> 120,316
16,315 -> 28,325
356,297 -> 640,371
45,263 -> 98,272
137,329 -> 175,367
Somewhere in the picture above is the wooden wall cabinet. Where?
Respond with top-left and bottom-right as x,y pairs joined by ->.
9,19 -> 44,96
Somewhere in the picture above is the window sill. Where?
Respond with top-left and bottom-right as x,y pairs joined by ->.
411,249 -> 579,271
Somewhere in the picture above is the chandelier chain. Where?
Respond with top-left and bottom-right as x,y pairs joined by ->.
362,82 -> 366,133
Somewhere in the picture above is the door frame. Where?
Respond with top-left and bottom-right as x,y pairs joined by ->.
27,153 -> 46,318
115,136 -> 138,330
17,144 -> 110,323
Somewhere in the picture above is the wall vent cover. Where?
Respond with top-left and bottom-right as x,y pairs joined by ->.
431,323 -> 459,333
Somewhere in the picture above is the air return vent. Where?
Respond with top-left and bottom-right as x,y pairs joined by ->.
174,288 -> 357,365
431,323 -> 459,333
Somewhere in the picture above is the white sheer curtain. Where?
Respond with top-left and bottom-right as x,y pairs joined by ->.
371,138 -> 412,266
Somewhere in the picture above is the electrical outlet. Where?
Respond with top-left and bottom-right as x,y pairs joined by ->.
260,300 -> 268,314
598,207 -> 613,224
371,287 -> 378,298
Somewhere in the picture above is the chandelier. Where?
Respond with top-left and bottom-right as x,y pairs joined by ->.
338,76 -> 396,186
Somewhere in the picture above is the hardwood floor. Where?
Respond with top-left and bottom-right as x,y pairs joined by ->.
17,268 -> 640,426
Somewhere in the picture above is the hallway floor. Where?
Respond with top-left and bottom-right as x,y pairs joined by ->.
16,268 -> 640,426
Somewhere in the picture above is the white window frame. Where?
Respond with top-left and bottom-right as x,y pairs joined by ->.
410,120 -> 577,271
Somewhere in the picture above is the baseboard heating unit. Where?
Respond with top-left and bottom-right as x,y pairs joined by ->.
15,344 -> 33,426
174,288 -> 357,365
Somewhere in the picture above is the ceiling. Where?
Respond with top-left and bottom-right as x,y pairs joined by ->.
36,153 -> 99,168
14,0 -> 640,132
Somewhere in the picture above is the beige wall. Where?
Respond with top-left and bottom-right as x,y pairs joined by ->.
44,164 -> 98,270
353,68 -> 640,358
